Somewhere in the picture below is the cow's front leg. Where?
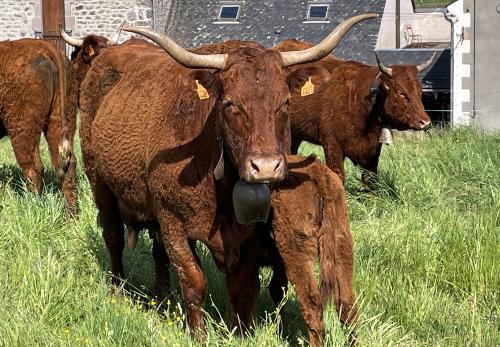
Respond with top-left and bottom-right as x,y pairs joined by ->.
152,235 -> 171,302
360,144 -> 381,190
225,253 -> 260,334
157,213 -> 207,338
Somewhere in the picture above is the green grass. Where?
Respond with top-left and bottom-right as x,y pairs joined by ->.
413,0 -> 452,8
0,127 -> 498,346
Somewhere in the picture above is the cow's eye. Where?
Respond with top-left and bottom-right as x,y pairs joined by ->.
222,99 -> 233,108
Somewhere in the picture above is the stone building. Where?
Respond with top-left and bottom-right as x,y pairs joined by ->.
0,0 -> 171,42
446,0 -> 500,131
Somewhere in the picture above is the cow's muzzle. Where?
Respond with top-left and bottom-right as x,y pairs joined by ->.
419,118 -> 431,129
243,153 -> 286,183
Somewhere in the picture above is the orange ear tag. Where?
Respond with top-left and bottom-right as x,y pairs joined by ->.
87,45 -> 95,57
301,77 -> 314,97
195,80 -> 209,100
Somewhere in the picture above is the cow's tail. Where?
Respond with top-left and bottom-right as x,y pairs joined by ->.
315,165 -> 357,324
46,42 -> 72,178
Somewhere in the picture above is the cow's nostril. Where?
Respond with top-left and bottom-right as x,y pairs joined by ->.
274,158 -> 282,172
250,160 -> 260,173
420,119 -> 431,128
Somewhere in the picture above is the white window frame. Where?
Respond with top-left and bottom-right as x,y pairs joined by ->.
216,3 -> 242,24
305,3 -> 330,23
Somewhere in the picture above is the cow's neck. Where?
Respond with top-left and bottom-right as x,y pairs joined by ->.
212,143 -> 255,268
352,77 -> 384,157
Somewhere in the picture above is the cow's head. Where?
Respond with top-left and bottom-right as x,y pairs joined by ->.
374,53 -> 434,130
123,13 -> 377,183
61,27 -> 122,87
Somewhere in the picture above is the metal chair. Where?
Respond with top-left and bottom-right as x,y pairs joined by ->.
404,24 -> 423,47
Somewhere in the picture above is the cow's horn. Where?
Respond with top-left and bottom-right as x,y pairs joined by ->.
280,13 -> 379,67
107,21 -> 126,46
375,52 -> 393,77
122,25 -> 227,69
417,52 -> 436,73
60,29 -> 83,47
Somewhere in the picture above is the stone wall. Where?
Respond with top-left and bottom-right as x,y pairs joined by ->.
68,0 -> 153,41
0,1 -> 36,40
0,1 -> 159,43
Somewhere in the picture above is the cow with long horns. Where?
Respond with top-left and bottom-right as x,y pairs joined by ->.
275,39 -> 433,186
0,38 -> 78,215
78,14 -> 377,337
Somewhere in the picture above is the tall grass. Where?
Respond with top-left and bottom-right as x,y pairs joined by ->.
0,127 -> 498,346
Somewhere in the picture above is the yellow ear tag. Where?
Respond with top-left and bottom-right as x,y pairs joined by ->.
87,45 -> 95,57
195,80 -> 209,100
301,77 -> 314,97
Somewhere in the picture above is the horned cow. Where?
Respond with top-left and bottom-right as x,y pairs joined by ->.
275,39 -> 433,187
78,14 -> 376,338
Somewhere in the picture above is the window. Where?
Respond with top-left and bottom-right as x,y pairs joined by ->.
307,4 -> 329,22
218,4 -> 241,22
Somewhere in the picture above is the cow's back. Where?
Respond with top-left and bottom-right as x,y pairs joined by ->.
80,43 -> 219,224
0,39 -> 58,130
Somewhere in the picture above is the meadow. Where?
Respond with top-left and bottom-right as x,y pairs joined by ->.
0,127 -> 498,346
413,1 -> 452,8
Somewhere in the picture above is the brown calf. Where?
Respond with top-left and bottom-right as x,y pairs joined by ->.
226,155 -> 356,347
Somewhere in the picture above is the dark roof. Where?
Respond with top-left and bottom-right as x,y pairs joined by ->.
376,49 -> 450,90
165,0 -> 450,91
166,0 -> 385,64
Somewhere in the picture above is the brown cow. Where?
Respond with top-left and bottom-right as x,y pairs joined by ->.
0,38 -> 78,215
226,155 -> 356,347
275,39 -> 433,187
78,14 -> 376,337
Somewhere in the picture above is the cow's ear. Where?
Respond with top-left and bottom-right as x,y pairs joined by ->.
189,70 -> 221,100
81,41 -> 99,63
288,66 -> 331,97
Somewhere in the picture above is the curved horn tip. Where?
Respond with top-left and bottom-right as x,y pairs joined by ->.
374,51 -> 393,77
108,20 -> 127,45
417,52 -> 437,72
280,12 -> 379,67
60,28 -> 83,47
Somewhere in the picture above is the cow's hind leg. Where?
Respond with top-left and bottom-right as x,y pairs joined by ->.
94,182 -> 125,284
273,226 -> 324,346
331,227 -> 358,346
9,128 -> 44,193
282,253 -> 323,346
45,116 -> 78,215
157,212 -> 208,338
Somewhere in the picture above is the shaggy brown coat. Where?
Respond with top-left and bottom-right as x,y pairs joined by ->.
70,35 -> 156,96
78,39 -> 323,336
275,39 -> 431,185
0,38 -> 78,214
226,155 -> 356,347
